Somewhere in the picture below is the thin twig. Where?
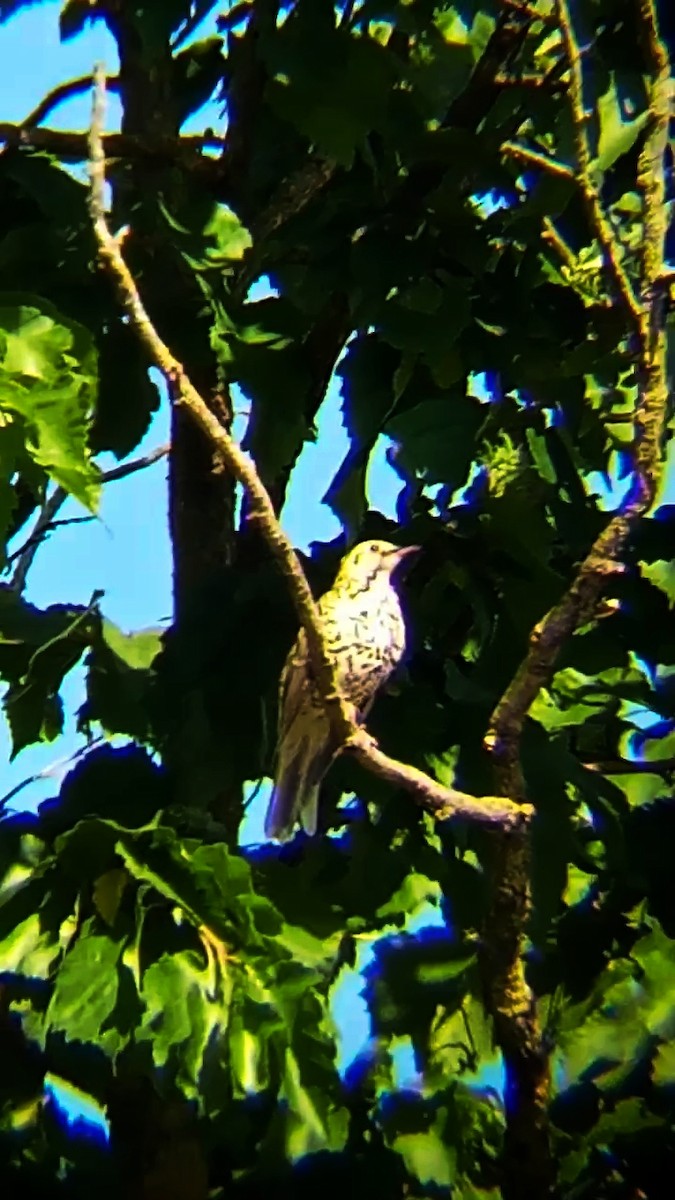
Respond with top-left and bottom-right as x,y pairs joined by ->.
554,0 -> 643,329
8,444 -> 170,594
583,757 -> 675,775
87,64 -> 526,834
486,0 -> 671,793
486,523 -> 631,792
495,72 -> 566,92
102,442 -> 170,484
9,487 -> 67,594
22,75 -> 120,129
347,730 -> 530,830
633,0 -> 672,487
541,216 -> 577,271
0,736 -> 105,812
6,516 -> 95,565
501,139 -> 576,181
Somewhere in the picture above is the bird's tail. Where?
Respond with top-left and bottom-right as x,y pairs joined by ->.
265,736 -> 331,842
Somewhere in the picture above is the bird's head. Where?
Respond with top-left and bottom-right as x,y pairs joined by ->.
333,539 -> 421,591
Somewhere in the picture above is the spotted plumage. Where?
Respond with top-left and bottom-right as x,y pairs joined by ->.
265,539 -> 418,842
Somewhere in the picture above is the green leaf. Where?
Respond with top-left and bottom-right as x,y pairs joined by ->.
167,198 -> 253,275
278,1047 -> 349,1158
60,0 -> 218,46
325,335 -> 399,533
386,395 -> 482,486
652,1041 -> 675,1088
82,619 -> 163,743
138,950 -> 223,1098
264,19 -> 396,166
380,284 -> 470,387
0,301 -> 100,509
592,72 -> 650,174
215,299 -> 310,486
639,558 -> 675,608
0,900 -> 62,983
555,920 -> 675,1097
173,37 -> 224,125
530,664 -> 646,734
0,592 -> 98,757
46,917 -> 126,1050
375,872 -> 443,929
91,320 -> 161,458
392,1127 -> 454,1190
382,1084 -> 503,1195
113,827 -> 283,953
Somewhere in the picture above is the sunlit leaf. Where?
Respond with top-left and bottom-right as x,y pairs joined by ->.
0,301 -> 100,509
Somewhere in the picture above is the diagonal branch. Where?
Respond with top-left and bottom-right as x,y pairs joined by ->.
8,444 -> 170,594
554,0 -> 643,329
486,0 -> 670,797
21,75 -> 120,129
478,9 -> 670,1195
501,139 -> 576,181
87,63 -> 526,835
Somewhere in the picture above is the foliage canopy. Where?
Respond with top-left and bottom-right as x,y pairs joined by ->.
0,2 -> 674,1199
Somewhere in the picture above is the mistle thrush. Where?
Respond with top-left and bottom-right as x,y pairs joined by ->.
265,540 -> 419,841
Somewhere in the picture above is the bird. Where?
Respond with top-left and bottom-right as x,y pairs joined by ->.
265,539 -> 419,842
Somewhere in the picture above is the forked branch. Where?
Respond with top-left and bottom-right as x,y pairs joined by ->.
486,0 -> 671,796
87,63 -> 527,835
479,7 -> 670,1197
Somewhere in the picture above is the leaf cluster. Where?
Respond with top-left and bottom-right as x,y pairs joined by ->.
0,0 -> 674,1197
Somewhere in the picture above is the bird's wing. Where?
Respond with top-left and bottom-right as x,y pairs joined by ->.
277,628 -> 310,740
277,587 -> 346,740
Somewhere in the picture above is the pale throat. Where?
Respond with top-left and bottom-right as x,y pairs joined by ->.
357,569 -> 401,605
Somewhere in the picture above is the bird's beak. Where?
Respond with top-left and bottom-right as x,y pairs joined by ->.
389,545 -> 421,572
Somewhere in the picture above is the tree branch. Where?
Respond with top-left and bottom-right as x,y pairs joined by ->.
87,64 -> 526,835
346,730 -> 530,830
9,486 -> 68,594
583,757 -> 675,775
501,139 -> 576,181
487,0 -> 670,795
494,72 -> 566,92
477,8 -> 670,1196
102,442 -> 170,484
541,216 -> 580,275
21,75 -> 120,129
8,444 -> 170,594
554,0 -> 643,329
0,123 -> 225,166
